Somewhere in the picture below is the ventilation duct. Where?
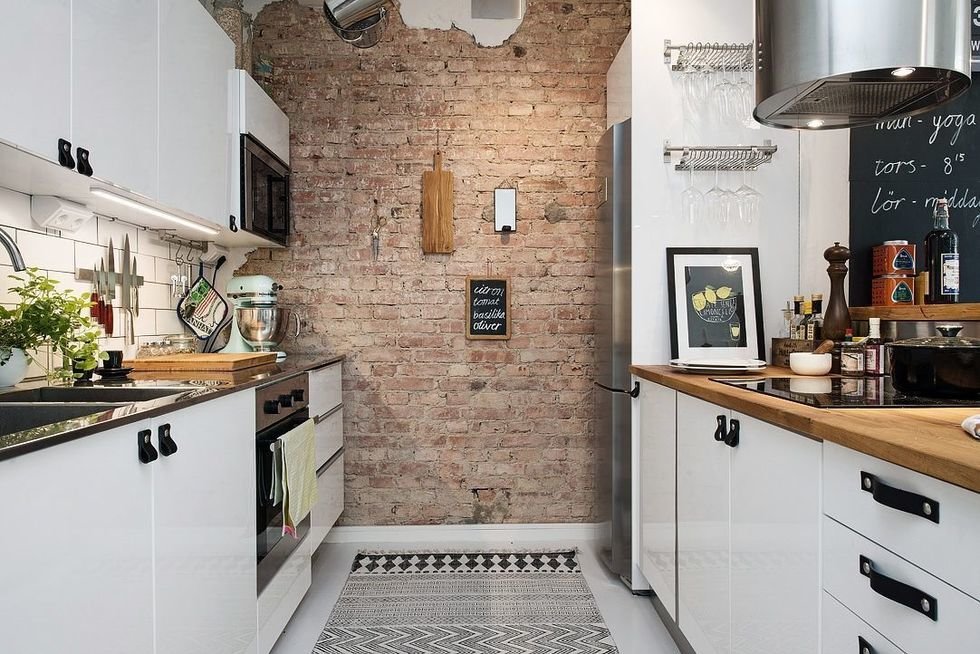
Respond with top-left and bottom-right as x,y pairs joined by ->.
754,0 -> 972,130
323,0 -> 389,49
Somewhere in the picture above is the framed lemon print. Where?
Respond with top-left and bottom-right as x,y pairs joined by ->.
666,248 -> 765,361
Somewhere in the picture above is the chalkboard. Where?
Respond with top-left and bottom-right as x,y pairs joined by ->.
466,276 -> 510,340
849,74 -> 980,304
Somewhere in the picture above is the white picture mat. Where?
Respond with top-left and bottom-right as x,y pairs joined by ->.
671,252 -> 761,362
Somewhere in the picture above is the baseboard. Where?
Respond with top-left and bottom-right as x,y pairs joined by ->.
324,522 -> 603,545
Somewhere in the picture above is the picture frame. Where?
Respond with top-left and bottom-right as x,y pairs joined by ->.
666,247 -> 765,361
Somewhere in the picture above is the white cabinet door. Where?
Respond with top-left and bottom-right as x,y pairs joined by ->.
677,393 -> 731,654
0,422 -> 155,654
151,390 -> 257,654
72,0 -> 158,198
158,0 -> 234,225
730,413 -> 820,654
0,0 -> 71,164
638,380 -> 677,620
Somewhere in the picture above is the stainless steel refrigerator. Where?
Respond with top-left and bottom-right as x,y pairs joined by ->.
594,119 -> 633,587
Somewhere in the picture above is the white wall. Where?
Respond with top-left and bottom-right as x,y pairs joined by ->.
631,0 -> 803,364
800,130 -> 851,302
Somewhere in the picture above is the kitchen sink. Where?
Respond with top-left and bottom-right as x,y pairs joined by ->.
0,403 -> 124,437
0,386 -> 186,403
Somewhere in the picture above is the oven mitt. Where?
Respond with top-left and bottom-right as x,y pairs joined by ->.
961,415 -> 980,440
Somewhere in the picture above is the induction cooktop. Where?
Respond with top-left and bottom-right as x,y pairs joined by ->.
716,376 -> 980,409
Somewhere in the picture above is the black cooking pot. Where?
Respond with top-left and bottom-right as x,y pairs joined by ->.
888,325 -> 980,398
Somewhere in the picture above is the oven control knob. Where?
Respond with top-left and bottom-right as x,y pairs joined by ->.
278,394 -> 293,408
264,399 -> 281,415
291,389 -> 305,402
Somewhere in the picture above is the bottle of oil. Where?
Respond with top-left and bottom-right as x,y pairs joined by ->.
925,198 -> 959,304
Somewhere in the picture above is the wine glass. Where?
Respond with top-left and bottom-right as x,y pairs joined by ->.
711,60 -> 734,122
680,166 -> 704,225
705,163 -> 727,225
734,160 -> 762,225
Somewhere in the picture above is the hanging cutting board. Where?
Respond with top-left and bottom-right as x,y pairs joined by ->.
422,150 -> 454,253
124,352 -> 277,372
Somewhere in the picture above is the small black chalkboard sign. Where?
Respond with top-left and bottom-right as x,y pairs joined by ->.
466,276 -> 510,340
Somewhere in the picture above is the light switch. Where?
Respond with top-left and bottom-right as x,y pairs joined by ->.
494,188 -> 517,232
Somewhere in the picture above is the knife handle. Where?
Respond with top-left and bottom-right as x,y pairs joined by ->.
90,292 -> 99,320
105,301 -> 114,335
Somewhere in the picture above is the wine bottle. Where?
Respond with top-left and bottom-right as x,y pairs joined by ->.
925,198 -> 959,304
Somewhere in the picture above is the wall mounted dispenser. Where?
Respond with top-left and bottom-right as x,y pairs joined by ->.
494,188 -> 517,232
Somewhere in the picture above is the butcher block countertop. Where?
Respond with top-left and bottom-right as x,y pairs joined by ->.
631,365 -> 980,494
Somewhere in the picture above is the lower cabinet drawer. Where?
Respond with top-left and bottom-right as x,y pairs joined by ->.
257,535 -> 311,654
314,408 -> 343,471
311,453 -> 344,548
309,363 -> 341,419
823,516 -> 980,654
823,591 -> 906,654
823,441 -> 980,600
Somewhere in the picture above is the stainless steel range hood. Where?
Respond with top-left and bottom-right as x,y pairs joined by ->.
754,0 -> 972,130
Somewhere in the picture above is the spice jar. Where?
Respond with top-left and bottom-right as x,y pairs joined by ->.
840,342 -> 865,378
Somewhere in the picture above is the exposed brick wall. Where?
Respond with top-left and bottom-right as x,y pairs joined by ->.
242,0 -> 630,525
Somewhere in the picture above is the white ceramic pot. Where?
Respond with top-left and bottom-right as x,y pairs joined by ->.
0,348 -> 29,387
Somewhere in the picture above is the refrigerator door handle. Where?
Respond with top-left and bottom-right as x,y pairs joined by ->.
594,381 -> 640,398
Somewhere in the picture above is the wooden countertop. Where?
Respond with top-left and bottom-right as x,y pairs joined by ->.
631,365 -> 980,494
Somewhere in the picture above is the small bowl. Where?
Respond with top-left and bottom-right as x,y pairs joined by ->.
789,352 -> 833,376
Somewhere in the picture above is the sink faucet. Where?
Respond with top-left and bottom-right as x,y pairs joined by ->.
0,227 -> 25,271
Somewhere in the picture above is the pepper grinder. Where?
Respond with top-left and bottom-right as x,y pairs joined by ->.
823,242 -> 852,341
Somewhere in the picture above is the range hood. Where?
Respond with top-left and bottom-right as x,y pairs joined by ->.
754,0 -> 972,130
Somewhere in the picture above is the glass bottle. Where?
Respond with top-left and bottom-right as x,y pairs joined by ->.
808,294 -> 823,341
864,317 -> 884,376
800,299 -> 813,342
925,198 -> 959,304
791,295 -> 804,339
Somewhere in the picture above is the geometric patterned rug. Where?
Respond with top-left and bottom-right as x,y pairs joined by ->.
312,550 -> 619,653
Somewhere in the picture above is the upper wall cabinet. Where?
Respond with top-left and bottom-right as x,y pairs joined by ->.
72,0 -> 159,199
0,0 -> 72,164
159,0 -> 234,227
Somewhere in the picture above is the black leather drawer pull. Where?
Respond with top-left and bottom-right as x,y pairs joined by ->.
858,636 -> 874,654
859,555 -> 937,621
861,471 -> 939,523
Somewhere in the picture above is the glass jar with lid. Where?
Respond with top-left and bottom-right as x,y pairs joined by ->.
164,334 -> 198,355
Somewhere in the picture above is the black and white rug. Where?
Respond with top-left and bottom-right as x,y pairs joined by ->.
313,550 -> 619,654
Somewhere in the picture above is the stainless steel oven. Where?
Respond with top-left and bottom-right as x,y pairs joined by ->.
255,373 -> 309,593
242,134 -> 290,246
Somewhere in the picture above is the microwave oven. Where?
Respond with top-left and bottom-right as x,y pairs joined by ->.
241,134 -> 289,245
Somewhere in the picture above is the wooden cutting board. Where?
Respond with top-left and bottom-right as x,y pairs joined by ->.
422,150 -> 454,253
124,353 -> 278,372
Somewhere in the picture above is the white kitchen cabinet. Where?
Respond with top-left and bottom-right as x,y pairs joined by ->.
677,393 -> 731,654
730,413 -> 820,654
72,0 -> 158,198
822,592 -> 907,654
151,391 -> 257,654
0,420 -> 155,654
637,380 -> 677,620
159,0 -> 234,227
0,0 -> 71,165
669,391 -> 821,654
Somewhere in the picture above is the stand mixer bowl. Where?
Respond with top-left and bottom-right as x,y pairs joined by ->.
236,305 -> 293,352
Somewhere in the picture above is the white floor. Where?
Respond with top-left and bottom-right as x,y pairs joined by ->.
270,539 -> 681,654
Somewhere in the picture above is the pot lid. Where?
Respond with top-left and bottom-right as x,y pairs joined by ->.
893,325 -> 980,348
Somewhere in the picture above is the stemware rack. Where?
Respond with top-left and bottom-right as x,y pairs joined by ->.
664,40 -> 753,72
663,140 -> 778,172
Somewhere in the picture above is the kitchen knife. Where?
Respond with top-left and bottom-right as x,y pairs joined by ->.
101,259 -> 113,335
90,260 -> 101,323
132,256 -> 139,317
122,236 -> 134,345
106,239 -> 115,335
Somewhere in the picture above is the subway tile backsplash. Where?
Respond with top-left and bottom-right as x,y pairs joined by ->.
0,186 -> 196,379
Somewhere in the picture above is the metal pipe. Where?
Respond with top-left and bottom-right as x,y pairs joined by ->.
0,227 -> 25,271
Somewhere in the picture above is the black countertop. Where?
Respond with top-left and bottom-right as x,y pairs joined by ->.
0,354 -> 344,462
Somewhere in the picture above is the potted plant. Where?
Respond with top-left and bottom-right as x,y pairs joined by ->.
0,268 -> 105,386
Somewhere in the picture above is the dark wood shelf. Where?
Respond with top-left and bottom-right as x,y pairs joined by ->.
849,304 -> 980,321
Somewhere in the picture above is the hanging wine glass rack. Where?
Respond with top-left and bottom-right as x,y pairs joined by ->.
663,140 -> 778,172
664,40 -> 753,72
